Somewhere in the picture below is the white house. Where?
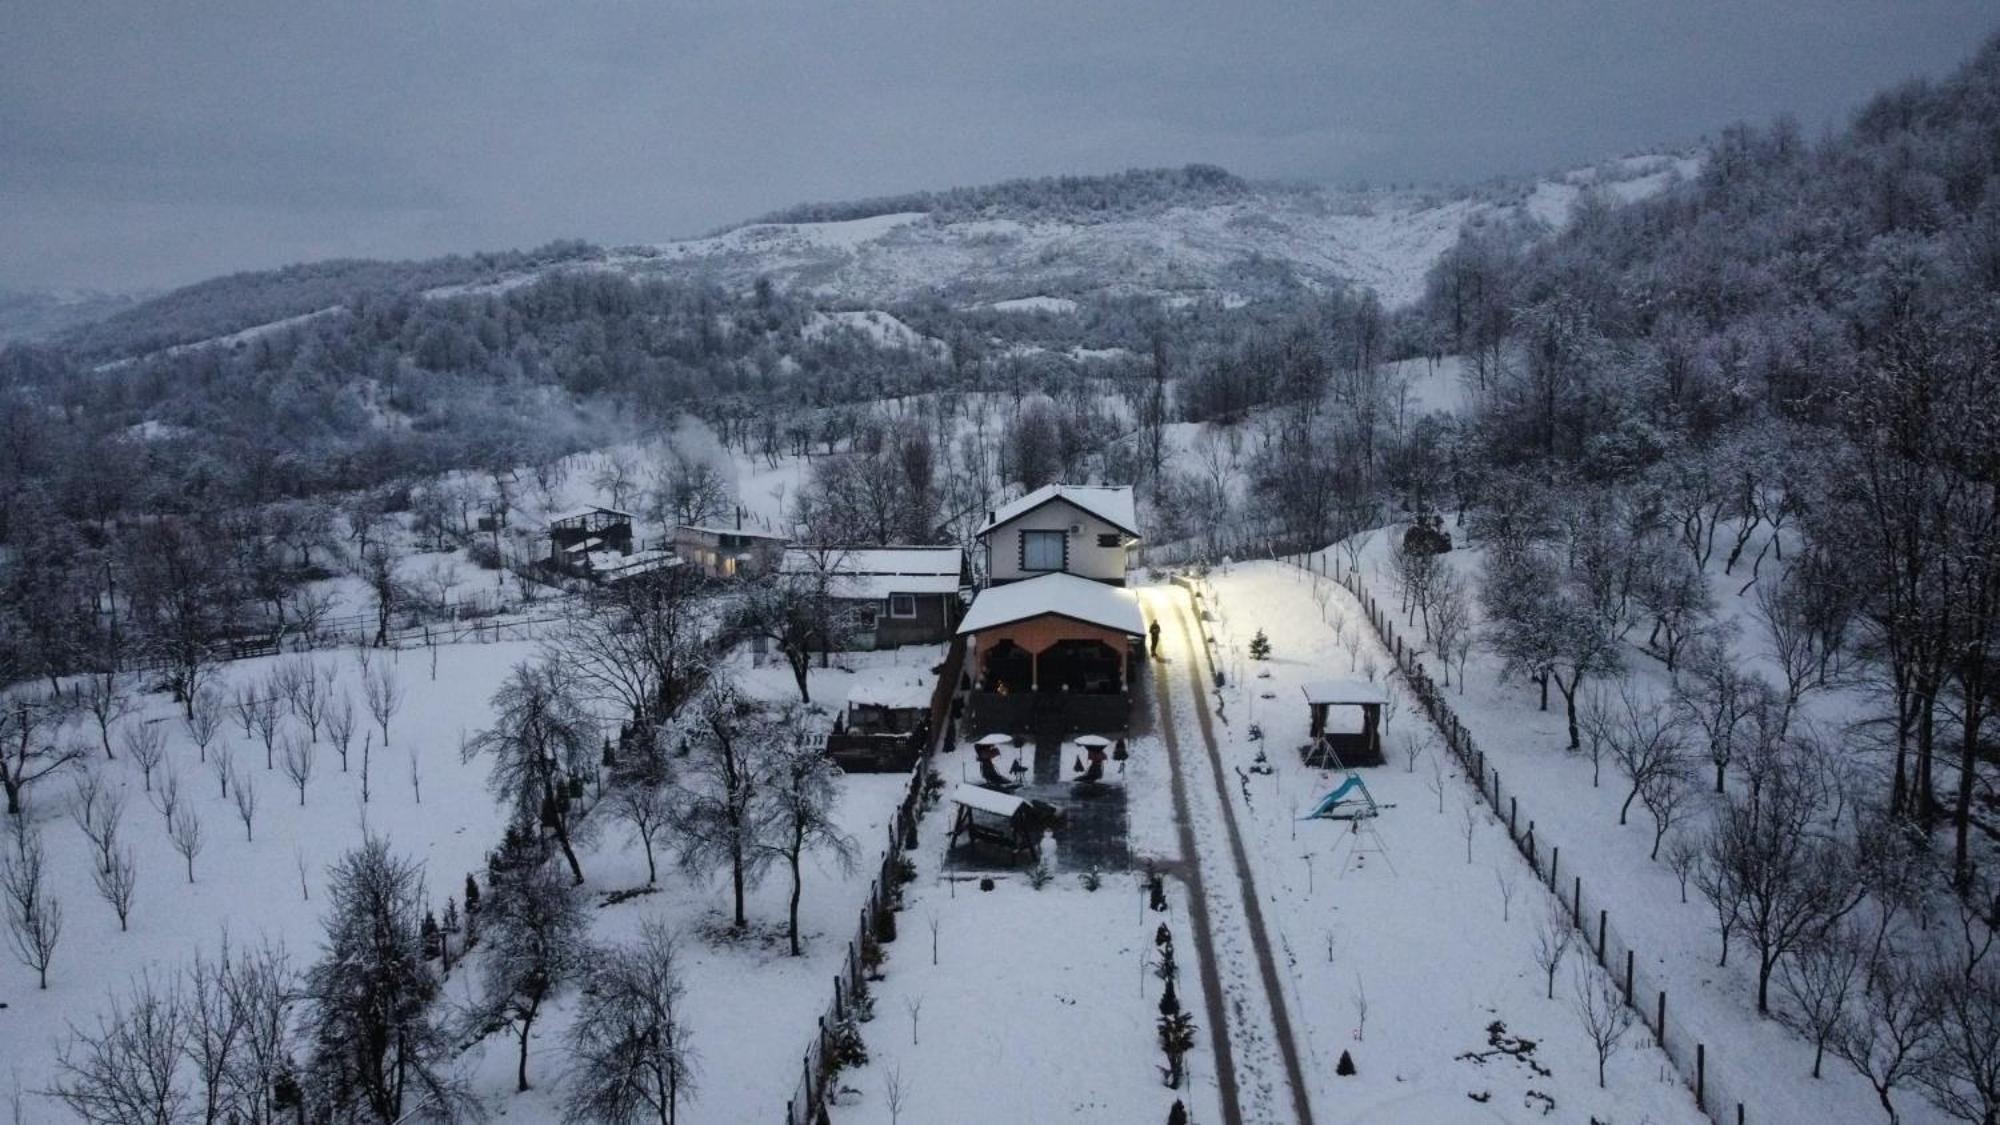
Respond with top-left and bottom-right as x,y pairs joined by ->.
974,484 -> 1140,587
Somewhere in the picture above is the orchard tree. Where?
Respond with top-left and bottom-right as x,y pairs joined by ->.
476,860 -> 590,1092
565,918 -> 698,1125
467,660 -> 598,884
757,741 -> 858,956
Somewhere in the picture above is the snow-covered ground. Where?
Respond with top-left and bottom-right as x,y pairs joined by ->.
833,844 -> 1225,1124
1315,523 -> 1951,1125
1175,567 -> 1707,1124
3,634 -> 936,1123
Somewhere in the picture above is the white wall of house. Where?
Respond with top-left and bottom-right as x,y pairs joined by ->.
982,500 -> 1130,585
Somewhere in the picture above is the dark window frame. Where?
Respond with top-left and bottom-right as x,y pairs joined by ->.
888,593 -> 917,618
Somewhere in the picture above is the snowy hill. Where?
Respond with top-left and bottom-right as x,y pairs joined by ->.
51,155 -> 1701,366
542,154 -> 1703,312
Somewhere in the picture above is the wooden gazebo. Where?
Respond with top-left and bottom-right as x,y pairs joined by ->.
1300,679 -> 1388,767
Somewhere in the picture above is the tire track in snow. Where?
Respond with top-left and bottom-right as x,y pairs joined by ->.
1148,589 -> 1317,1125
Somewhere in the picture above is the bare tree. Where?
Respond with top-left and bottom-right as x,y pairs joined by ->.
246,690 -> 282,771
3,830 -> 62,988
1835,957 -> 1940,1125
184,685 -> 225,763
1705,749 -> 1865,1013
883,1065 -> 910,1125
70,770 -> 125,875
408,744 -> 422,804
170,810 -> 205,882
0,693 -> 86,815
671,679 -> 780,928
92,847 -> 137,931
1922,956 -> 2000,1125
363,666 -> 404,749
280,734 -> 315,806
1639,768 -> 1695,861
613,782 -> 672,886
757,739 -> 858,956
209,743 -> 234,800
1601,681 -> 1688,826
48,970 -> 187,1120
475,860 -> 590,1092
327,691 -> 356,772
289,661 -> 333,743
565,918 -> 698,1125
232,772 -> 257,842
1426,760 -> 1446,814
466,659 -> 597,884
123,721 -> 167,792
1676,643 -> 1757,793
1663,832 -> 1701,904
79,673 -> 133,760
1460,799 -> 1479,864
1571,964 -> 1634,1089
1494,866 -> 1518,922
1532,896 -> 1576,999
1779,923 -> 1865,1079
148,766 -> 182,830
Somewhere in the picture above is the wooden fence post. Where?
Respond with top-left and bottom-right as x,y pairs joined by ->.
1550,845 -> 1559,886
1656,990 -> 1666,1038
1598,910 -> 1607,958
1573,876 -> 1581,923
1509,796 -> 1518,837
1624,948 -> 1634,1000
1696,1043 -> 1705,1110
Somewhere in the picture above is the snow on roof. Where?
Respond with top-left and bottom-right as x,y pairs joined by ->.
951,783 -> 1028,819
1301,679 -> 1391,706
957,573 -> 1145,637
549,506 -> 632,525
975,484 -> 1140,538
781,546 -> 965,599
677,524 -> 790,541
843,667 -> 936,711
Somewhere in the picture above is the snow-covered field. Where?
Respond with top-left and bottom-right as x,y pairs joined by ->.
1183,566 -> 1707,1124
1312,522 -> 1957,1125
2,634 -> 933,1122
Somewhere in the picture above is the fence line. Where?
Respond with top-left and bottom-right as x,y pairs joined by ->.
1264,550 -> 1749,1125
784,636 -> 962,1125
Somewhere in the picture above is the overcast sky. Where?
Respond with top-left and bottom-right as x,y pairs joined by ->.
2,2 -> 1991,293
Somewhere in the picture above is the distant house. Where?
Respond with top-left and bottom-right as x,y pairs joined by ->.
781,546 -> 968,649
975,484 -> 1140,587
546,507 -> 635,576
674,524 -> 788,579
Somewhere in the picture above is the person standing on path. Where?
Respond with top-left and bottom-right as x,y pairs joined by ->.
1150,620 -> 1162,656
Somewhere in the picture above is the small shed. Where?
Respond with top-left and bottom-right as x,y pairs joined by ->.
1301,679 -> 1389,767
822,667 -> 935,773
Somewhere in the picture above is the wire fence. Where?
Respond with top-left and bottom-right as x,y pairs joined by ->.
784,637 -> 963,1125
1268,550 -> 1751,1125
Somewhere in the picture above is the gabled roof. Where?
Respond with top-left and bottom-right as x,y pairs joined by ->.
781,546 -> 966,598
844,667 -> 936,711
957,572 -> 1145,637
975,484 -> 1140,539
676,524 -> 790,541
1302,679 -> 1392,706
549,506 -> 633,525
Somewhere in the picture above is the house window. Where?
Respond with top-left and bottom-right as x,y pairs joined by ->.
858,605 -> 879,630
1022,530 -> 1065,571
889,594 -> 917,618
1097,532 -> 1122,548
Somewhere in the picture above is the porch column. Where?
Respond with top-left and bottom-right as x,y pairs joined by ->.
1030,647 -> 1040,692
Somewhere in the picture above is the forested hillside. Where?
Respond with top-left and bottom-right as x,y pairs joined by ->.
1400,35 -> 2000,882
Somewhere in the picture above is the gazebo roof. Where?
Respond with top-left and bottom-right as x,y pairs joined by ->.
1301,679 -> 1392,706
956,572 -> 1145,638
951,784 -> 1028,819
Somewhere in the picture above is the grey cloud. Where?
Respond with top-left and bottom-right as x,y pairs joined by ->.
0,0 -> 1990,291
